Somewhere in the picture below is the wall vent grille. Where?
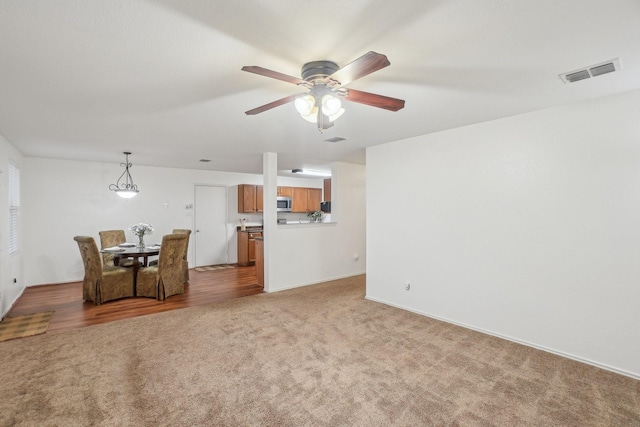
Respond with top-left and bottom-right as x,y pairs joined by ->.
324,137 -> 346,143
559,58 -> 621,83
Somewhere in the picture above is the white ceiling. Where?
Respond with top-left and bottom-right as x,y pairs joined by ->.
1,0 -> 640,175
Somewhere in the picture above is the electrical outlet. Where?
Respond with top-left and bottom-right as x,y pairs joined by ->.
405,282 -> 410,291
353,253 -> 359,262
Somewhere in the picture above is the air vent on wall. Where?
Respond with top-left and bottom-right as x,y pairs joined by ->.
559,58 -> 621,83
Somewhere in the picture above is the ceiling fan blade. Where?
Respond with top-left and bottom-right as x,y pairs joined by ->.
241,66 -> 308,86
245,94 -> 299,115
344,89 -> 405,112
324,51 -> 390,86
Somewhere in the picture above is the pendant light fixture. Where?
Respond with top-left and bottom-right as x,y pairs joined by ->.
109,152 -> 139,199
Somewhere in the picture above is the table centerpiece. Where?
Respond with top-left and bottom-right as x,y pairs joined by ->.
130,223 -> 154,248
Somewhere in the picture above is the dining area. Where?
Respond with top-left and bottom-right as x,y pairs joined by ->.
73,224 -> 192,305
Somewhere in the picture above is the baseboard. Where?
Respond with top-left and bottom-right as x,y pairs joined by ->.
365,295 -> 640,381
266,271 -> 365,293
27,279 -> 82,287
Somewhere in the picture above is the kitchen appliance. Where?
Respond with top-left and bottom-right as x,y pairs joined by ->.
277,196 -> 292,212
320,201 -> 331,213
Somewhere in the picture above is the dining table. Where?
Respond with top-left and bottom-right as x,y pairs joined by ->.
102,244 -> 161,296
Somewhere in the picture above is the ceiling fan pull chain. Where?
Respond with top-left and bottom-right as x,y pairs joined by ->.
317,110 -> 324,133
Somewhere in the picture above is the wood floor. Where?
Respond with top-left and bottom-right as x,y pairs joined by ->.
7,265 -> 263,335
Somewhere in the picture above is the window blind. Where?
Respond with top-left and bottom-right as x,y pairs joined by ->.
8,162 -> 20,254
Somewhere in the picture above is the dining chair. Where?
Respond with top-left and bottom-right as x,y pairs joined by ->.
172,228 -> 192,283
98,229 -> 137,267
148,228 -> 191,283
136,233 -> 188,300
74,236 -> 135,304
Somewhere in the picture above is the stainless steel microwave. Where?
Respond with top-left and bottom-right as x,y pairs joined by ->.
276,196 -> 292,212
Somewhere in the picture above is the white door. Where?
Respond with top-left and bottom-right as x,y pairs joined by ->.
194,185 -> 227,267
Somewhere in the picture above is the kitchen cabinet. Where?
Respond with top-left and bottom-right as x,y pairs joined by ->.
292,187 -> 308,213
308,188 -> 322,212
277,186 -> 292,197
291,187 -> 322,213
256,186 -> 263,212
238,185 -> 263,213
239,184 -> 320,213
237,230 -> 263,266
323,178 -> 331,202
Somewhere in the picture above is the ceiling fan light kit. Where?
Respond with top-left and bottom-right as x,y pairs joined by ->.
242,52 -> 405,133
321,94 -> 343,116
295,92 -> 344,124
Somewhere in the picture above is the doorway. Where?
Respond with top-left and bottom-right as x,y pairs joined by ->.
194,185 -> 228,267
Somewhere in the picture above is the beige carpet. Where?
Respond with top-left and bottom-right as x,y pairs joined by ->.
0,276 -> 638,426
0,311 -> 53,342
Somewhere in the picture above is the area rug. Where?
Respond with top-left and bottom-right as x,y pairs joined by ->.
0,311 -> 54,342
194,264 -> 235,272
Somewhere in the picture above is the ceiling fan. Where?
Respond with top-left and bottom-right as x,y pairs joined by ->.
242,51 -> 405,132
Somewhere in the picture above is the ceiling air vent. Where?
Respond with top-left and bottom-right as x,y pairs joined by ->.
559,58 -> 622,84
324,136 -> 346,143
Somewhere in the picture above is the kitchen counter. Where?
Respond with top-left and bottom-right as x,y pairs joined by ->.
277,221 -> 337,229
237,226 -> 263,233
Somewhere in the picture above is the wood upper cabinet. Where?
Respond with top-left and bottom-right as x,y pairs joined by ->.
323,178 -> 331,202
291,187 -> 308,213
238,185 -> 263,213
256,185 -> 263,212
291,187 -> 322,213
307,188 -> 322,212
240,184 -> 319,213
277,186 -> 292,197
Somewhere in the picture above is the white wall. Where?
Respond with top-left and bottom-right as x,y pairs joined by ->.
366,89 -> 640,379
0,135 -> 24,317
267,162 -> 366,291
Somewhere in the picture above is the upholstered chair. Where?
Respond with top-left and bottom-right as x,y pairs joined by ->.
148,228 -> 191,282
74,236 -> 135,304
98,229 -> 136,267
172,228 -> 192,283
136,233 -> 188,300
